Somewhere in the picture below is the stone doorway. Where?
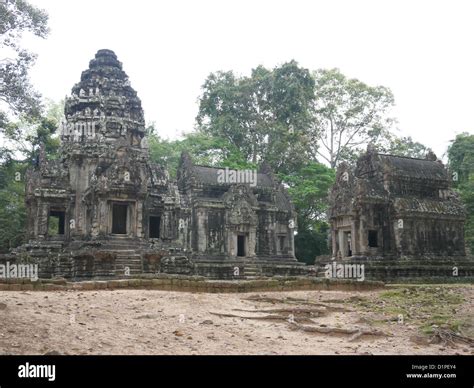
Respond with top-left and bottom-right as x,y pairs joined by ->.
112,204 -> 128,234
368,230 -> 378,247
48,209 -> 65,236
237,234 -> 246,257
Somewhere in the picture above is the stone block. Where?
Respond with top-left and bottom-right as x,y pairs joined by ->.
9,284 -> 22,291
43,284 -> 66,291
108,279 -> 129,289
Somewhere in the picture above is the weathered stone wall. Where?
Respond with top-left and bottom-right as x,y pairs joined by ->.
396,218 -> 465,256
316,256 -> 474,283
0,275 -> 385,293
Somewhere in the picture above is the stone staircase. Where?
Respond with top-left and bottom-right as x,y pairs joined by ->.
114,250 -> 143,276
243,262 -> 261,279
98,238 -> 149,251
94,238 -> 146,276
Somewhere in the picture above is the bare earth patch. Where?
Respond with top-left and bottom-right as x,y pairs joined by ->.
0,285 -> 472,355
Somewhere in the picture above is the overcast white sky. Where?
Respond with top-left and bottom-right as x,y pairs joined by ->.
24,0 -> 474,159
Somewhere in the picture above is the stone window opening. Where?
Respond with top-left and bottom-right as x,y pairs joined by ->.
112,203 -> 128,235
48,210 -> 65,236
368,230 -> 378,248
149,215 -> 161,239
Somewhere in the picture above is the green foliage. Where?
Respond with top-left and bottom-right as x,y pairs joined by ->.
149,130 -> 255,178
280,162 -> 335,226
148,134 -> 181,177
447,133 -> 474,184
0,0 -> 49,125
0,99 -> 62,252
0,0 -> 50,252
294,222 -> 330,265
0,1 -> 52,252
0,160 -> 27,252
0,99 -> 62,163
313,68 -> 396,168
461,177 -> 474,254
447,133 -> 474,253
47,215 -> 59,236
383,135 -> 430,158
280,162 -> 335,263
196,61 -> 316,174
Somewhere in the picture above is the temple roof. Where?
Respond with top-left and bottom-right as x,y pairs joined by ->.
394,197 -> 465,217
63,49 -> 145,145
376,154 -> 448,181
192,165 -> 273,188
88,49 -> 123,70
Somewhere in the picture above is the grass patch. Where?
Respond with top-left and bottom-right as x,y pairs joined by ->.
352,285 -> 470,337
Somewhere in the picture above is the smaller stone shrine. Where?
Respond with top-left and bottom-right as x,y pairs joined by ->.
324,145 -> 474,281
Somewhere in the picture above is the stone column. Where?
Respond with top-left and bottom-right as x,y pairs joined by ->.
331,227 -> 337,257
351,220 -> 358,255
99,199 -> 107,235
394,219 -> 402,256
359,217 -> 368,256
196,209 -> 207,253
248,227 -> 256,257
38,203 -> 49,238
135,201 -> 143,238
129,202 -> 135,237
338,230 -> 346,258
27,201 -> 35,239
288,229 -> 295,257
227,231 -> 236,258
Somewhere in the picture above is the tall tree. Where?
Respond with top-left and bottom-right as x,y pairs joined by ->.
384,135 -> 430,158
148,127 -> 254,178
447,133 -> 474,253
279,162 -> 335,263
0,99 -> 61,252
312,68 -> 396,168
280,162 -> 335,229
0,99 -> 62,163
0,0 -> 49,252
447,133 -> 474,184
0,158 -> 27,252
0,0 -> 49,128
196,61 -> 315,174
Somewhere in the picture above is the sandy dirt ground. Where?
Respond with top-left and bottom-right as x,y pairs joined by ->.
0,286 -> 472,355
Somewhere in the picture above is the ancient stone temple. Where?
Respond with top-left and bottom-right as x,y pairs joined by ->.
327,145 -> 474,281
4,49 -> 304,280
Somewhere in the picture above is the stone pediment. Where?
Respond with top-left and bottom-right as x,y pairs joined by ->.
90,151 -> 144,193
148,163 -> 169,187
223,185 -> 258,226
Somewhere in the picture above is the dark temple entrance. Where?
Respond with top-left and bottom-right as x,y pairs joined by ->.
237,235 -> 246,257
112,204 -> 128,234
368,230 -> 378,247
48,210 -> 65,236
